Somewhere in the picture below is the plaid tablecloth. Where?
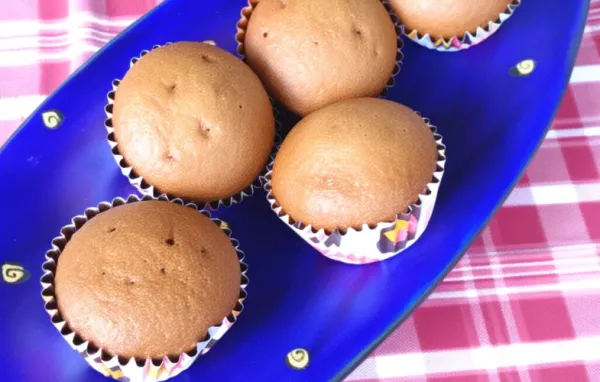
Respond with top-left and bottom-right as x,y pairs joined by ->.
1,1 -> 600,381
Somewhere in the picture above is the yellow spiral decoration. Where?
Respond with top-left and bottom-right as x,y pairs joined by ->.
286,348 -> 309,370
42,110 -> 63,129
2,262 -> 28,284
515,59 -> 535,76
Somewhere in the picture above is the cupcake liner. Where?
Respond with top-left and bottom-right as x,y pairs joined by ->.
401,0 -> 521,52
40,194 -> 249,382
264,115 -> 446,265
104,42 -> 281,211
235,0 -> 404,98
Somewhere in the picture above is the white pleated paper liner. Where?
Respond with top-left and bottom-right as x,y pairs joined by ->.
400,0 -> 521,52
104,42 -> 282,211
265,116 -> 446,265
235,0 -> 405,99
40,194 -> 249,382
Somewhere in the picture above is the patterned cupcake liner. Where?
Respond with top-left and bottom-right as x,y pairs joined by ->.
40,194 -> 249,382
104,42 -> 281,211
235,0 -> 405,101
264,115 -> 446,265
400,0 -> 521,52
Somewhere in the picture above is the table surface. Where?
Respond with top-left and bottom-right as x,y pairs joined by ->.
1,1 -> 599,381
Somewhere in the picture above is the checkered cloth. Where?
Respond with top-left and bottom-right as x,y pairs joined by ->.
1,1 -> 599,381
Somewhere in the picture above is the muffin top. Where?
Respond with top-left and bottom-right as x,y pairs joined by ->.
112,42 -> 275,203
390,0 -> 513,39
54,200 -> 241,359
243,0 -> 397,116
271,98 -> 438,232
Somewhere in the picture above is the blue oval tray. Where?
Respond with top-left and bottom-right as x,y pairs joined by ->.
0,0 -> 589,381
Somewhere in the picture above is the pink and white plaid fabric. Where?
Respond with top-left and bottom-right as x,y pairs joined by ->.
1,1 -> 600,381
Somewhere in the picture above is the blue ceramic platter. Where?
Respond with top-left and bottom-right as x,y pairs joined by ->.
0,0 -> 589,381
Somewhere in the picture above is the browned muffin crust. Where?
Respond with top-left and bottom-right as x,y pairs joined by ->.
272,98 -> 437,232
54,201 -> 241,359
243,0 -> 397,116
113,42 -> 275,203
390,0 -> 513,39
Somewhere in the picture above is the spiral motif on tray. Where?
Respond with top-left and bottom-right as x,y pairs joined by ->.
511,59 -> 536,77
286,348 -> 309,370
2,262 -> 29,284
41,110 -> 64,129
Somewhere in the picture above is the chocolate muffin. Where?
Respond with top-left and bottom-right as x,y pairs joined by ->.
112,42 -> 275,203
390,0 -> 513,39
54,200 -> 241,359
242,0 -> 398,116
271,98 -> 437,232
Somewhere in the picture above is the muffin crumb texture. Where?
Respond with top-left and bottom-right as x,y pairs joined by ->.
54,201 -> 241,359
272,98 -> 438,232
112,42 -> 275,203
243,0 -> 398,116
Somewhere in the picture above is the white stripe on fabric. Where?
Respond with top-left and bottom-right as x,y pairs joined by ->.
0,13 -> 136,38
457,254 -> 503,380
375,352 -> 427,379
467,243 -> 600,258
0,30 -> 116,51
454,251 -> 600,273
531,184 -> 580,205
546,126 -> 600,139
444,264 -> 600,283
584,24 -> 600,34
350,336 -> 600,379
570,65 -> 600,84
430,278 -> 600,300
486,247 -> 532,381
0,43 -> 99,67
0,95 -> 46,121
504,183 -> 600,206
